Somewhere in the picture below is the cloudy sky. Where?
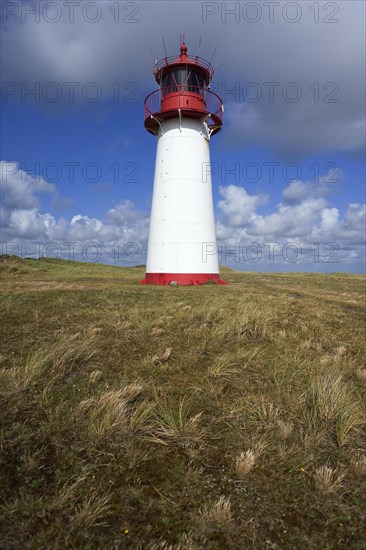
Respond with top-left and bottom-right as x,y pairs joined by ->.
1,0 -> 365,272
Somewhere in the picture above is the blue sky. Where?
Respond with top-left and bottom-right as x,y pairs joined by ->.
1,0 -> 365,272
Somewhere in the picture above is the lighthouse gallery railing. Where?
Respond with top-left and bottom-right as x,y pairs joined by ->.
144,87 -> 223,127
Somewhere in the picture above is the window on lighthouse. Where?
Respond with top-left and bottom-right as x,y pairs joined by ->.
187,71 -> 205,93
162,69 -> 205,96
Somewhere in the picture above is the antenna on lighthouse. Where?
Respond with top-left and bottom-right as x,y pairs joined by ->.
149,47 -> 158,68
208,48 -> 217,77
162,37 -> 168,65
209,48 -> 216,66
195,36 -> 202,62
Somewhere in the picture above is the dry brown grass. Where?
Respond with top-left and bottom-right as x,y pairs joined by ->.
235,450 -> 256,477
350,455 -> 366,476
197,496 -> 233,535
0,333 -> 95,397
355,368 -> 366,381
77,384 -> 148,438
89,369 -> 103,382
0,257 -> 365,549
246,398 -> 280,424
235,441 -> 267,478
276,419 -> 294,440
208,354 -> 240,378
147,396 -> 205,451
71,494 -> 111,528
313,465 -> 345,493
306,371 -> 364,446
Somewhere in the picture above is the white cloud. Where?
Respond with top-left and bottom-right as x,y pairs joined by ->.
319,208 -> 340,233
7,209 -> 56,240
0,161 -> 54,215
343,203 -> 366,234
1,162 -> 149,252
215,183 -> 365,269
217,184 -> 267,227
69,215 -> 103,239
282,172 -> 339,205
106,200 -> 145,224
247,198 -> 327,238
329,203 -> 365,245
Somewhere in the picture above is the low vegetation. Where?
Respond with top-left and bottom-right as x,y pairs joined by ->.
0,255 -> 365,548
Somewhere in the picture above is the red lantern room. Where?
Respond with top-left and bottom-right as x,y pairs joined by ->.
144,42 -> 223,136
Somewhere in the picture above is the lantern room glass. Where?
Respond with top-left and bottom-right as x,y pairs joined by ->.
161,69 -> 205,96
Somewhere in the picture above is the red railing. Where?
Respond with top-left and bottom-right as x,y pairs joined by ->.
144,87 -> 223,131
155,55 -> 214,74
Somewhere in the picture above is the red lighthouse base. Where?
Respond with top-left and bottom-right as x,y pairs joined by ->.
139,273 -> 227,286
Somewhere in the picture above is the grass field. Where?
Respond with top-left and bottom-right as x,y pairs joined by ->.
0,254 -> 365,549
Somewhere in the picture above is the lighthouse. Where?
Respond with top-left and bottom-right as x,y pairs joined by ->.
140,41 -> 226,286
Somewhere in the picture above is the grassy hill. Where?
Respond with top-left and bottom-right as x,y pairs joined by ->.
0,256 -> 365,549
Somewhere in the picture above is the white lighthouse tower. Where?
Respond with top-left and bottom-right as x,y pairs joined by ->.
140,41 -> 226,286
